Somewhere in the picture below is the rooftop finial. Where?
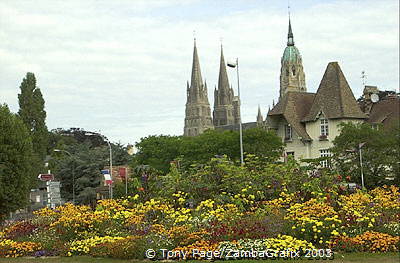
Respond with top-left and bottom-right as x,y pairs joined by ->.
193,30 -> 196,44
361,71 -> 367,86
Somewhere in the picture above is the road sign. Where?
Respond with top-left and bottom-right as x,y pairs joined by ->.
38,174 -> 54,181
101,169 -> 110,174
46,181 -> 62,207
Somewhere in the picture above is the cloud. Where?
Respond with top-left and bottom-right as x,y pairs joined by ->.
0,0 -> 398,144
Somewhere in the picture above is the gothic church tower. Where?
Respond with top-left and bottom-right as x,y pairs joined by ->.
184,40 -> 213,136
213,46 -> 237,126
279,18 -> 306,99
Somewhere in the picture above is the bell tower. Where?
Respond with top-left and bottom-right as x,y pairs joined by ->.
279,18 -> 306,99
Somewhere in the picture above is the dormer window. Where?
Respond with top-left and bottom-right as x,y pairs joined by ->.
285,124 -> 292,141
320,117 -> 329,137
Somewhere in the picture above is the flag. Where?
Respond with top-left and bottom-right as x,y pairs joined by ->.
119,167 -> 127,179
104,174 -> 113,185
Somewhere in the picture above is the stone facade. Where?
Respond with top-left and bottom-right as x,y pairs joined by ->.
213,46 -> 240,127
268,62 -> 367,162
184,18 -> 398,164
184,40 -> 213,136
184,42 -> 239,136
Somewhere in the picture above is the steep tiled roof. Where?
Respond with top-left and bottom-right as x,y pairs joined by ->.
367,96 -> 400,130
303,62 -> 367,122
268,92 -> 315,140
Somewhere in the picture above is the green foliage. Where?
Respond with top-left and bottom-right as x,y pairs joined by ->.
112,178 -> 141,199
133,128 -> 283,174
0,104 -> 34,220
53,143 -> 103,205
17,72 -> 48,162
148,155 -> 339,205
132,135 -> 182,174
52,141 -> 131,205
331,122 -> 399,188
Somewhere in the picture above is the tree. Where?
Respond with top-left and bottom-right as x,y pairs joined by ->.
243,128 -> 284,162
331,122 -> 399,188
133,135 -> 183,174
52,140 -> 132,205
0,104 -> 34,220
53,143 -> 105,205
132,128 -> 284,174
18,73 -> 49,172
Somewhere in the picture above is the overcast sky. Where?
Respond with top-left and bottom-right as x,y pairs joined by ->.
1,0 -> 398,145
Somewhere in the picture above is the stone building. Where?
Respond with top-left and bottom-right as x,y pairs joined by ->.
183,17 -> 399,163
279,19 -> 307,99
359,87 -> 399,130
183,40 -> 214,137
213,46 -> 240,127
267,62 -> 367,162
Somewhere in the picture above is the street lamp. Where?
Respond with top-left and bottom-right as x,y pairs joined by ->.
227,58 -> 244,165
54,149 -> 75,204
85,132 -> 113,199
358,142 -> 366,189
346,142 -> 366,189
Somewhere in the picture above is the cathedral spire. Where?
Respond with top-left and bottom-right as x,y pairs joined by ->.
287,18 -> 294,46
218,45 -> 230,93
191,38 -> 203,90
257,105 -> 264,123
213,44 -> 237,127
184,38 -> 213,137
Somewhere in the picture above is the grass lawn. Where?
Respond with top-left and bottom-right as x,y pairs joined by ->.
0,253 -> 399,263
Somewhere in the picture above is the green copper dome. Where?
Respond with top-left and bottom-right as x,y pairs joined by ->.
282,45 -> 302,62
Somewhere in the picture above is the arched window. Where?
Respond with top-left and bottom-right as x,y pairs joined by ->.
286,69 -> 289,76
292,66 -> 296,76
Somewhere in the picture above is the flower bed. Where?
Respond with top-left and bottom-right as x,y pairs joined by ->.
0,186 -> 398,259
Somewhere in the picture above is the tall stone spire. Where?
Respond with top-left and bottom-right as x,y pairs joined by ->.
257,105 -> 264,124
287,18 -> 294,46
184,39 -> 213,136
213,45 -> 236,127
191,39 -> 203,93
218,45 -> 230,100
279,17 -> 306,99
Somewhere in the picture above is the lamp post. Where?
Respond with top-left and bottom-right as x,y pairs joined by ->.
346,142 -> 366,189
358,142 -> 366,189
85,132 -> 113,199
227,58 -> 244,165
54,149 -> 75,204
126,145 -> 137,197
